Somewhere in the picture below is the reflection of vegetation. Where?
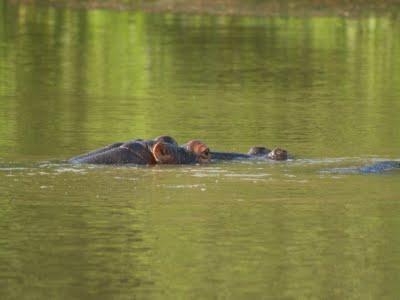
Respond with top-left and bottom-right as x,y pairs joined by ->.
0,2 -> 399,159
5,0 -> 400,16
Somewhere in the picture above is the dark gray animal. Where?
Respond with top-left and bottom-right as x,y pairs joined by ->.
210,147 -> 288,161
69,136 -> 290,165
69,136 -> 207,165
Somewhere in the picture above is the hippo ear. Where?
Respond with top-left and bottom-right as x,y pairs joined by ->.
152,142 -> 175,164
185,140 -> 211,162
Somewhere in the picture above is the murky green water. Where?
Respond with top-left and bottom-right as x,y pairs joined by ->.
1,1 -> 400,299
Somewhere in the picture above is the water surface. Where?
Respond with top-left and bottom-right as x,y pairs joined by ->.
1,2 -> 400,299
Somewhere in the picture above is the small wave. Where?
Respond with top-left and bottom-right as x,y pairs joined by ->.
0,167 -> 29,171
113,176 -> 137,181
224,173 -> 270,178
160,184 -> 206,190
55,168 -> 87,174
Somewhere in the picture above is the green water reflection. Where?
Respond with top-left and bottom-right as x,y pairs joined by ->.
1,2 -> 399,160
1,1 -> 400,299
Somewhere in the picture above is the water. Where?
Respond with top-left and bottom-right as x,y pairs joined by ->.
1,1 -> 400,299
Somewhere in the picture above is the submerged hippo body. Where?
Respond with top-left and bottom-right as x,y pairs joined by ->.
180,140 -> 284,162
69,142 -> 125,163
210,147 -> 288,161
69,136 -> 289,165
210,151 -> 252,160
248,146 -> 271,156
209,146 -> 269,161
69,136 -> 206,165
69,141 -> 156,165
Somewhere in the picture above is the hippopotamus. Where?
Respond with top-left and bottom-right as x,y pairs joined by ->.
181,140 -> 288,161
69,136 -> 210,165
69,135 -> 289,165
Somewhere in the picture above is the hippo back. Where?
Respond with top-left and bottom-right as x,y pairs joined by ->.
70,141 -> 156,165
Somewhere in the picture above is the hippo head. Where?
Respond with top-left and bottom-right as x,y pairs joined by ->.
152,142 -> 207,164
183,140 -> 211,163
248,146 -> 271,156
268,148 -> 288,161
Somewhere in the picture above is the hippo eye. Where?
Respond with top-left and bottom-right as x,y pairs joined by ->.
201,149 -> 210,159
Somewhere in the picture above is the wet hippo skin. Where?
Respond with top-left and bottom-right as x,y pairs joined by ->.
153,142 -> 204,164
69,136 -> 178,164
69,142 -> 126,163
69,136 -> 289,164
210,151 -> 252,160
182,140 -> 211,163
210,147 -> 288,161
248,146 -> 271,156
267,148 -> 288,161
166,139 -> 274,162
69,136 -> 207,165
70,141 -> 156,165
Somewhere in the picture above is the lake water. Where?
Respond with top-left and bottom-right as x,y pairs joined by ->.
1,1 -> 400,299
